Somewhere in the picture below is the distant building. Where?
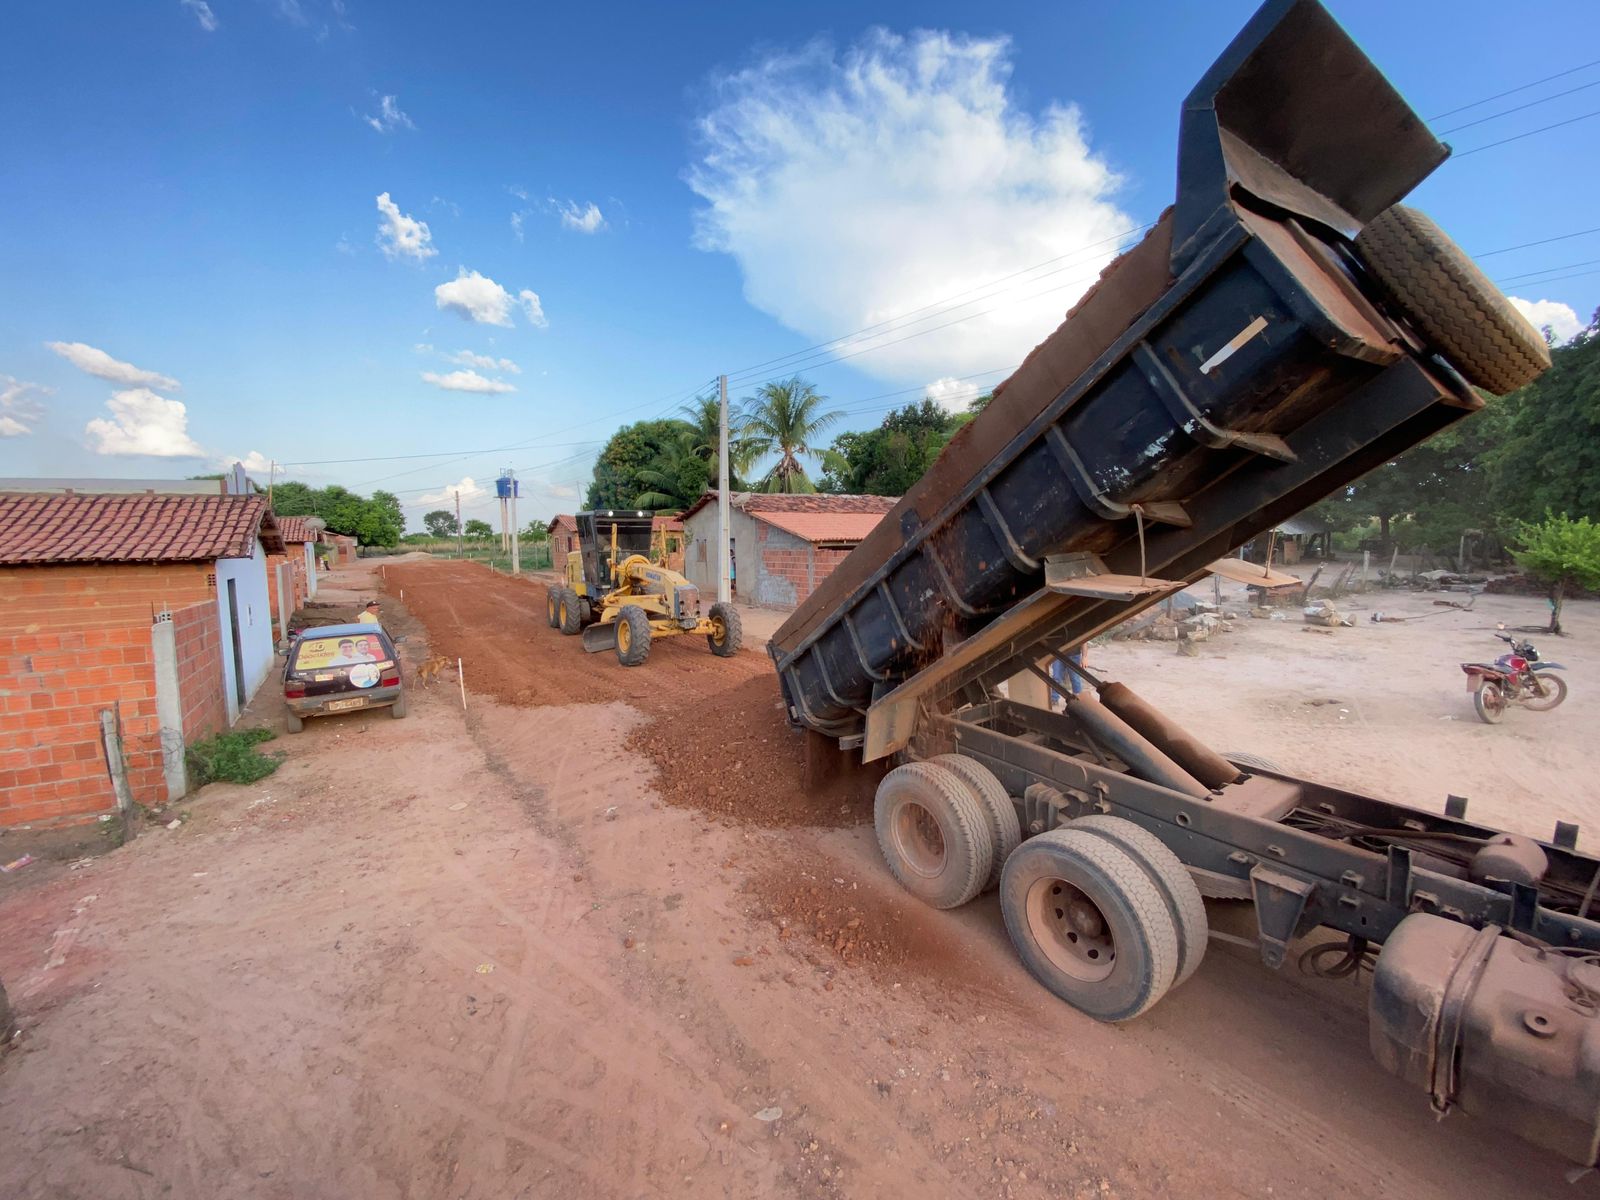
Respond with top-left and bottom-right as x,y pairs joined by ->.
679,493 -> 896,609
549,514 -> 579,571
0,491 -> 283,827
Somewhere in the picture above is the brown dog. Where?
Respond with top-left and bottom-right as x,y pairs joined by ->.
414,655 -> 451,686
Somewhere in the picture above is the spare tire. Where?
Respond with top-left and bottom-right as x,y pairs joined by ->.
1356,204 -> 1550,395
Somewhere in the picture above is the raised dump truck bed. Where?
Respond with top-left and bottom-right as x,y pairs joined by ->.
766,0 -> 1594,1167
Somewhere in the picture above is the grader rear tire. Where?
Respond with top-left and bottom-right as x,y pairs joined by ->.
558,589 -> 582,636
546,589 -> 560,628
615,606 -> 651,667
1356,204 -> 1550,394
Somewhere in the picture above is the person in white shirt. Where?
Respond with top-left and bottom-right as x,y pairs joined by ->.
357,600 -> 382,625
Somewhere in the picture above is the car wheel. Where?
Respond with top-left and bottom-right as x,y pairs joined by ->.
390,692 -> 408,719
285,709 -> 303,733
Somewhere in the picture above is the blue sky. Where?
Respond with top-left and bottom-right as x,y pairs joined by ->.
2,0 -> 1596,528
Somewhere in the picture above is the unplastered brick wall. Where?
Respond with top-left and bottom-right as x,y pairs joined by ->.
172,600 -> 226,744
0,626 -> 160,826
0,562 -> 213,826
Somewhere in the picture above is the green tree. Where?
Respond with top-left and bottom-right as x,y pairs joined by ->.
819,399 -> 960,495
745,376 -> 842,494
1511,512 -> 1600,634
1487,321 -> 1600,523
521,518 -> 549,542
634,430 -> 711,511
269,481 -> 402,546
464,518 -> 493,539
423,509 -> 458,538
680,394 -> 760,487
271,480 -> 317,516
586,418 -> 698,509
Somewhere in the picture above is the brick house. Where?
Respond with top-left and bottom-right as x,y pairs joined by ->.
0,492 -> 284,827
266,516 -> 318,648
680,493 -> 895,609
548,514 -> 579,571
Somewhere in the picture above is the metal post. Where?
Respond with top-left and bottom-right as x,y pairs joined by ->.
455,490 -> 464,559
510,471 -> 520,575
717,374 -> 731,605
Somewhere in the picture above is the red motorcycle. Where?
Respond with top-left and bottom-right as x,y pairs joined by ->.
1461,626 -> 1569,724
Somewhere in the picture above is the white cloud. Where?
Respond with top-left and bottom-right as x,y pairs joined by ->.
421,369 -> 517,395
276,1 -> 307,26
554,200 -> 607,234
925,376 -> 982,413
448,350 -> 520,374
1509,297 -> 1586,346
0,377 -> 49,437
510,211 -> 527,242
413,342 -> 434,354
546,482 -> 578,499
375,192 -> 436,262
47,341 -> 181,390
217,450 -> 276,475
518,289 -> 547,328
435,268 -> 547,328
180,0 -> 219,32
85,389 -> 205,457
688,29 -> 1133,382
364,94 -> 415,134
418,476 -> 489,507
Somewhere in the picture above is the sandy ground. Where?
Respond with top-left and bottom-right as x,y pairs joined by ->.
0,558 -> 1591,1199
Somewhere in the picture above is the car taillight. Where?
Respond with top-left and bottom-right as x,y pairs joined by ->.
285,684 -> 306,699
380,670 -> 400,687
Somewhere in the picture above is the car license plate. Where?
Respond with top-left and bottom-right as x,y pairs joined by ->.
326,698 -> 366,712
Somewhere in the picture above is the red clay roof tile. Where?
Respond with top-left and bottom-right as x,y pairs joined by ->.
0,492 -> 283,565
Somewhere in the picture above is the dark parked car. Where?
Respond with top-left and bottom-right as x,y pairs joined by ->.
282,622 -> 406,731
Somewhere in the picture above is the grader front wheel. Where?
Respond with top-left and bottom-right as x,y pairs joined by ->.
707,602 -> 743,657
615,606 -> 652,667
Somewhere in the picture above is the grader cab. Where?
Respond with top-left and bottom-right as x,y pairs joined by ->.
546,509 -> 742,667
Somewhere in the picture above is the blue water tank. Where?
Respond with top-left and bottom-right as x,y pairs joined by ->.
494,477 -> 519,499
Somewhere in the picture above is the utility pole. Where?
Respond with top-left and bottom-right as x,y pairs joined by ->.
455,489 -> 464,559
267,460 -> 275,506
510,469 -> 521,575
717,374 -> 731,605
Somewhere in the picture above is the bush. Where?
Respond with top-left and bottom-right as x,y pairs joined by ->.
186,729 -> 282,787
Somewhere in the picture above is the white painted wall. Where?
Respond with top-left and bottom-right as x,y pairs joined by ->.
302,540 -> 318,598
215,541 -> 275,723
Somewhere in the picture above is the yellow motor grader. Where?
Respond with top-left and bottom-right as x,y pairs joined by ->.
545,510 -> 742,667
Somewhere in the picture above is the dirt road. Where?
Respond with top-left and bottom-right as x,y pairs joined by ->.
0,558 -> 1581,1198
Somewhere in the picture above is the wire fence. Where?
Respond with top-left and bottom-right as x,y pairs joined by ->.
360,540 -> 555,573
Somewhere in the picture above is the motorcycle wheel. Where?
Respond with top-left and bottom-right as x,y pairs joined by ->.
1522,673 -> 1569,712
1473,682 -> 1507,724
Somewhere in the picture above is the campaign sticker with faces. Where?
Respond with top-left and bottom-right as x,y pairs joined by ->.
348,663 -> 381,689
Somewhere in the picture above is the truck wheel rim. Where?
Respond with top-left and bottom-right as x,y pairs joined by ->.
1026,877 -> 1116,982
618,621 -> 631,652
710,617 -> 726,646
560,600 -> 568,625
890,802 -> 946,877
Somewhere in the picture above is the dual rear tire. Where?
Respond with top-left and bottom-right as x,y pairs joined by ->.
872,756 -> 1208,1023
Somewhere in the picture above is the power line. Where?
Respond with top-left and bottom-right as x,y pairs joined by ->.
1438,78 -> 1600,135
1475,227 -> 1600,258
1452,108 -> 1600,158
281,439 -> 599,468
1499,267 -> 1600,288
1427,57 -> 1600,121
1495,258 -> 1600,284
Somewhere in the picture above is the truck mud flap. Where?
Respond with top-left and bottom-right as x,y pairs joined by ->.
580,623 -> 617,654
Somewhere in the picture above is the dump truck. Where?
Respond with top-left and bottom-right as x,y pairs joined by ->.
548,509 -> 742,666
768,0 -> 1597,1166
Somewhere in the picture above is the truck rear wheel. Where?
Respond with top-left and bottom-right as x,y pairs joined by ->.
558,589 -> 583,635
615,606 -> 651,667
707,602 -> 742,657
546,589 -> 560,628
1069,814 -> 1207,988
1000,829 -> 1179,1022
874,762 -> 994,910
929,754 -> 1020,891
1356,204 -> 1550,395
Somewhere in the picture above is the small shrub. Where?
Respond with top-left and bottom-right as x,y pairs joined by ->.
186,729 -> 282,787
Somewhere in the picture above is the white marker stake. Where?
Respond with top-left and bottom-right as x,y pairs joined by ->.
458,657 -> 466,711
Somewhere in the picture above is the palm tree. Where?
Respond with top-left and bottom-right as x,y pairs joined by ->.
744,376 -> 843,494
633,430 -> 706,511
680,394 -> 759,486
